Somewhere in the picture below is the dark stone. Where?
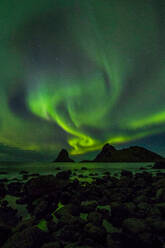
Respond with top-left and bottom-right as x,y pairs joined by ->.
106,234 -> 121,248
56,170 -> 71,180
0,183 -> 6,198
19,171 -> 28,174
121,170 -> 133,178
54,149 -> 74,162
0,224 -> 11,246
122,218 -> 147,234
24,175 -> 69,199
81,201 -> 97,213
3,226 -> 48,248
0,206 -> 20,226
84,223 -> 106,243
41,242 -> 61,248
7,182 -> 23,197
153,161 -> 165,169
87,211 -> 103,226
32,198 -> 49,219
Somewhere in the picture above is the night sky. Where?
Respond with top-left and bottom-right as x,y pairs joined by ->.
0,0 -> 165,160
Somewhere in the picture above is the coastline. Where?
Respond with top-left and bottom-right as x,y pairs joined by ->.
0,165 -> 165,247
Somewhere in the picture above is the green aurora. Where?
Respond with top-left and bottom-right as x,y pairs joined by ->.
0,0 -> 165,158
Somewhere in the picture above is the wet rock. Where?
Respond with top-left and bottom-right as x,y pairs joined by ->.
13,218 -> 35,233
41,242 -> 61,248
32,198 -> 49,219
146,218 -> 165,233
148,206 -> 161,218
0,206 -> 20,226
3,226 -> 48,248
122,218 -> 147,234
64,244 -> 93,248
56,170 -> 71,180
96,205 -> 111,219
156,202 -> 165,217
0,224 -> 11,246
87,211 -> 102,226
19,171 -> 28,175
121,170 -> 133,178
1,200 -> 8,208
7,182 -> 23,197
122,202 -> 136,216
30,173 -> 40,177
47,218 -> 58,233
81,201 -> 97,213
153,178 -> 165,188
138,232 -> 153,246
106,234 -> 121,248
55,203 -> 80,218
24,175 -> 69,199
60,191 -> 72,205
110,202 -> 132,226
136,202 -> 151,218
153,161 -> 165,169
54,223 -> 82,243
84,223 -> 106,243
156,188 -> 165,201
103,219 -> 121,234
0,171 -> 8,175
0,183 -> 6,198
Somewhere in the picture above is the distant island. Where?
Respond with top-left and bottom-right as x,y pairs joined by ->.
53,149 -> 74,162
54,144 -> 163,163
91,144 -> 163,162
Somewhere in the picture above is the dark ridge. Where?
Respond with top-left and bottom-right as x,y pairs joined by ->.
80,143 -> 163,163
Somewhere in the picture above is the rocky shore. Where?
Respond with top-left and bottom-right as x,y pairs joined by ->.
0,167 -> 165,248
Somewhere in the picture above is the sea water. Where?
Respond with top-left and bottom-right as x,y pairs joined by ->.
0,162 -> 158,182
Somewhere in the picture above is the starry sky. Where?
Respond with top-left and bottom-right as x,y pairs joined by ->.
0,0 -> 165,161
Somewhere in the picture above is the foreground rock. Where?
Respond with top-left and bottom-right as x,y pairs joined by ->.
54,149 -> 74,162
3,226 -> 48,248
153,161 -> 165,169
1,169 -> 165,248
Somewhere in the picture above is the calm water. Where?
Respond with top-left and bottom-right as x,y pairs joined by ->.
0,162 -> 159,182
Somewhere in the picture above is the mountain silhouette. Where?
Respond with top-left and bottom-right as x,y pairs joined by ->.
83,143 -> 163,162
54,149 -> 74,162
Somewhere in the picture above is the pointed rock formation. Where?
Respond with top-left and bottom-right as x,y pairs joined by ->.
94,143 -> 116,162
54,149 -> 74,162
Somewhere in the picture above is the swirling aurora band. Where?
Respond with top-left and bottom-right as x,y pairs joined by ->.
0,0 -> 164,157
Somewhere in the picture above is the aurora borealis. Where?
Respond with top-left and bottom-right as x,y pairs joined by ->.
0,0 -> 165,160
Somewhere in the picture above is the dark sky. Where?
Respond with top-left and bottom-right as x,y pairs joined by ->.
0,0 -> 165,160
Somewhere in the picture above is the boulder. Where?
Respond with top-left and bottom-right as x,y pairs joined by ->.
122,218 -> 147,234
0,224 -> 11,246
24,175 -> 69,199
2,226 -> 48,248
153,161 -> 165,169
41,242 -> 61,248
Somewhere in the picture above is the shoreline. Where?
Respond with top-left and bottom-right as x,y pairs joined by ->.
0,168 -> 165,247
